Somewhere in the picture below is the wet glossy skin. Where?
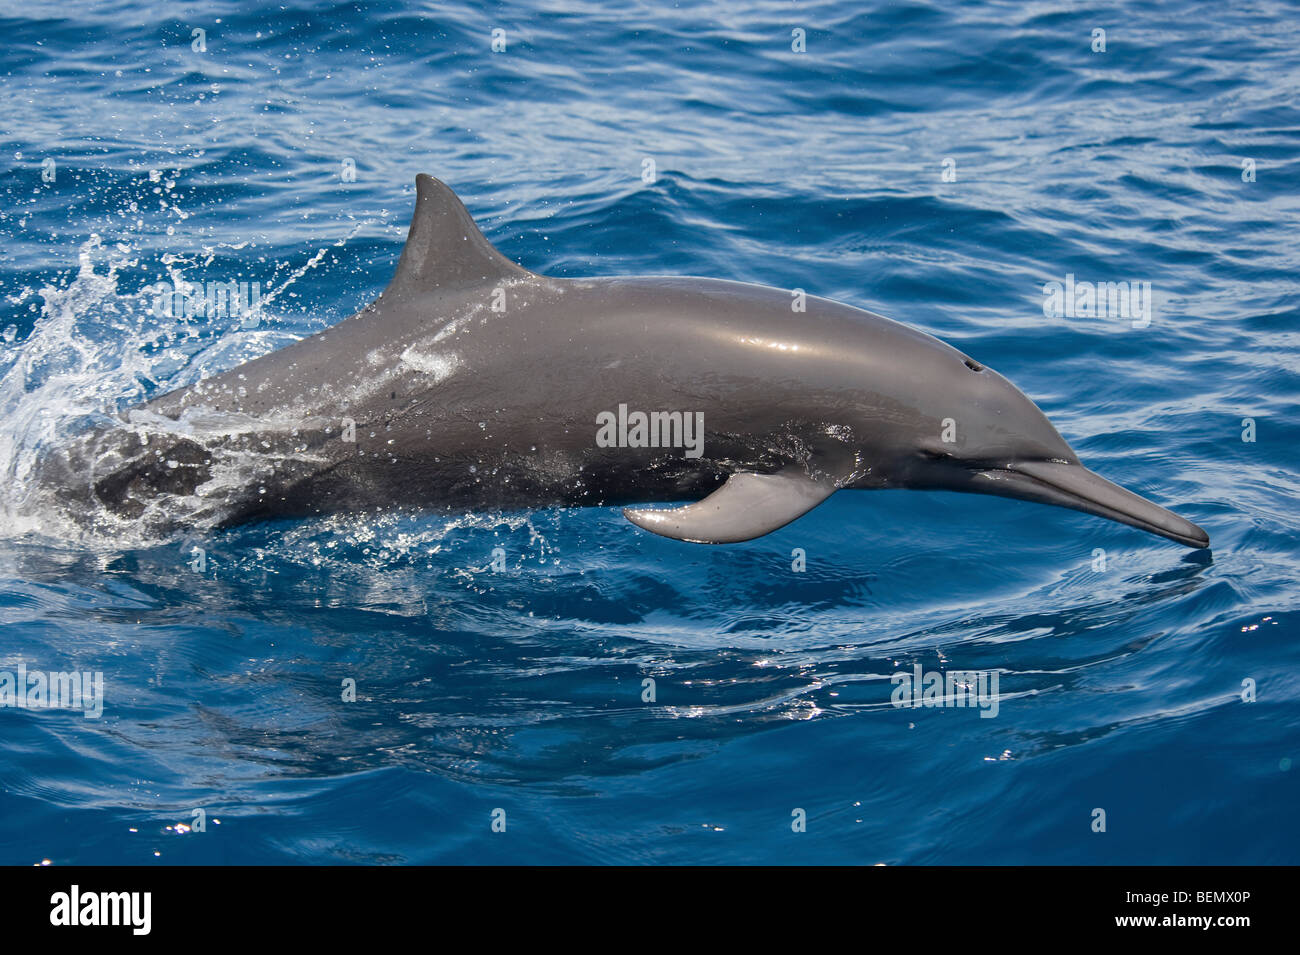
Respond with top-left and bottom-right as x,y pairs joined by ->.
54,175 -> 1208,547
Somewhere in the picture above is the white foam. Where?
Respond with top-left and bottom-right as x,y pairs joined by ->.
399,346 -> 460,383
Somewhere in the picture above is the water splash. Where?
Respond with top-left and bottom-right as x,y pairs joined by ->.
0,214 -> 373,547
0,235 -> 163,541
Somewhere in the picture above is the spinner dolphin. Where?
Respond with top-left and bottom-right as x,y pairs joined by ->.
51,175 -> 1209,548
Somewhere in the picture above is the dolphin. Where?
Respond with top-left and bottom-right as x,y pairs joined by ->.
52,174 -> 1209,548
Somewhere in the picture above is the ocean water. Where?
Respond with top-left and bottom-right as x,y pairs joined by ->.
0,0 -> 1297,865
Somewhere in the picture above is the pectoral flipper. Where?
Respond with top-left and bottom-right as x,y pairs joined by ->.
623,470 -> 835,543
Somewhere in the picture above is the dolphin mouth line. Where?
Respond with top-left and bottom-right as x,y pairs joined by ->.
972,460 -> 1210,548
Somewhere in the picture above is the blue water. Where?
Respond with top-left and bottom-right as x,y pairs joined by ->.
0,0 -> 1297,865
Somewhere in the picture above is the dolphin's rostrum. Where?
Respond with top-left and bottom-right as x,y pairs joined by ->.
60,174 -> 1209,548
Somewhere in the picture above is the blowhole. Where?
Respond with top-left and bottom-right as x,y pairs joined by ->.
963,357 -> 984,372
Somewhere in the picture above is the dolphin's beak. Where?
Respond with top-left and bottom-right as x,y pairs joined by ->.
971,460 -> 1209,548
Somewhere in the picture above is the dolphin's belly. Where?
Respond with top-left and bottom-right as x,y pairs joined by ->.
58,393 -> 754,532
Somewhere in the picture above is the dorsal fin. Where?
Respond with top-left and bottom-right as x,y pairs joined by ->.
386,174 -> 531,294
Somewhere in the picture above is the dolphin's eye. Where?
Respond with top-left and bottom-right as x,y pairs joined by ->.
962,357 -> 984,372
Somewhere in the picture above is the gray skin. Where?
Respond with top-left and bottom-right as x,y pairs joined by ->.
62,174 -> 1209,547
